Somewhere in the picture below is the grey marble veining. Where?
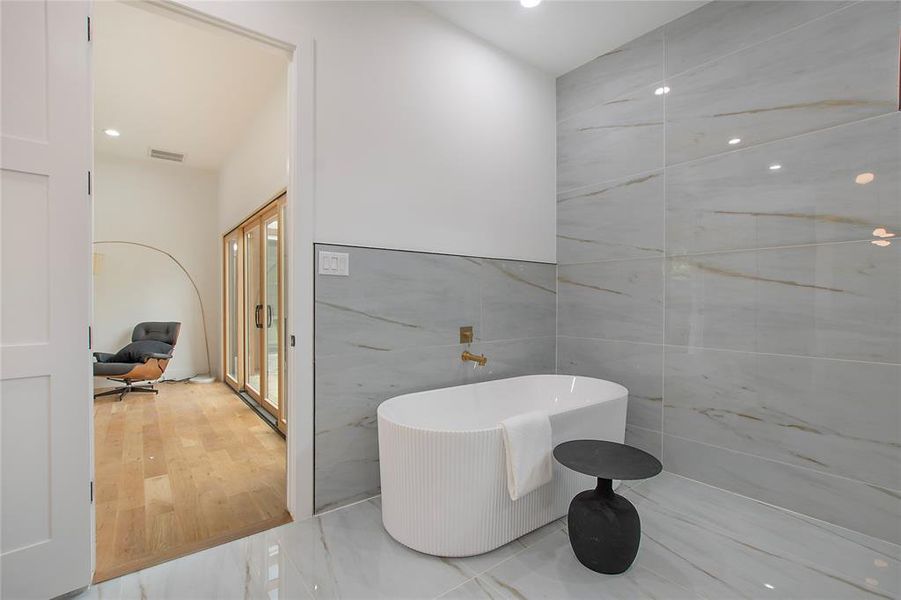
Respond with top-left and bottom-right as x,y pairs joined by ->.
314,245 -> 556,512
665,1 -> 900,166
662,433 -> 901,544
557,90 -> 663,192
557,170 -> 664,264
479,259 -> 556,341
625,425 -> 662,461
556,27 -> 663,122
314,336 -> 554,512
557,336 -> 663,432
666,113 -> 901,255
624,472 -> 900,598
664,1 -> 853,77
665,241 -> 901,363
80,469 -> 900,599
664,346 -> 901,489
315,245 -> 481,357
557,258 -> 664,344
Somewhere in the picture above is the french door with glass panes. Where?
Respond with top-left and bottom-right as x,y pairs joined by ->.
223,194 -> 286,433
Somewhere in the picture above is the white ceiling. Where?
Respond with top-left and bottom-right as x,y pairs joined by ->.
422,1 -> 708,76
93,1 -> 288,170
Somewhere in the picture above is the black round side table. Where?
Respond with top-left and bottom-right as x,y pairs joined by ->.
553,439 -> 662,574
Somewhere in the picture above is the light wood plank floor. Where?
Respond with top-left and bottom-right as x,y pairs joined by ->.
93,381 -> 289,583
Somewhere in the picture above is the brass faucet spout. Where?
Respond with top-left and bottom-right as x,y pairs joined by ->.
461,350 -> 488,366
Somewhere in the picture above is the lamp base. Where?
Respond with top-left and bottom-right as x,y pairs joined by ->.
189,375 -> 215,384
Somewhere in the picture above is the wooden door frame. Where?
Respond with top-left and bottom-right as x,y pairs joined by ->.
222,229 -> 244,392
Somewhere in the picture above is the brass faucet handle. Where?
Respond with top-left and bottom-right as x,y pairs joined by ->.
461,350 -> 488,366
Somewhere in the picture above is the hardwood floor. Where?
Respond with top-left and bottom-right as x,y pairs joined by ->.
93,381 -> 289,583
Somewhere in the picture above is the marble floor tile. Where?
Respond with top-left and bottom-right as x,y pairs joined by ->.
557,90 -> 663,192
459,529 -> 699,599
664,1 -> 853,77
557,258 -> 664,344
78,529 -> 313,600
624,473 -> 900,599
80,468 -> 900,600
557,170 -> 664,264
666,113 -> 901,255
557,27 -> 663,122
665,1 -> 899,166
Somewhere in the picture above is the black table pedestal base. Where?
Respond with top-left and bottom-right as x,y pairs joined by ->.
566,478 -> 640,575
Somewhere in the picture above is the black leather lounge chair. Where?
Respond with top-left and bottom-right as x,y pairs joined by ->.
93,321 -> 181,401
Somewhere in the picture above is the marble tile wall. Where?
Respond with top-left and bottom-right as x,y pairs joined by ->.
314,244 -> 556,512
556,0 -> 901,542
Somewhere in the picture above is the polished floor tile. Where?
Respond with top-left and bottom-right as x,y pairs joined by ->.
79,471 -> 900,599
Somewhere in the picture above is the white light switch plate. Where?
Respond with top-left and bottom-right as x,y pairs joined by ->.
319,251 -> 349,276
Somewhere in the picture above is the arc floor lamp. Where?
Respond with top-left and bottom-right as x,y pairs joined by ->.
93,240 -> 215,384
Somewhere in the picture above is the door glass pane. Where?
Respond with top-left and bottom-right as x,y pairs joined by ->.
245,225 -> 261,394
264,215 -> 279,409
226,237 -> 239,380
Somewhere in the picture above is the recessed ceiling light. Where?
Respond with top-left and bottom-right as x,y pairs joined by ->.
520,0 -> 541,7
728,138 -> 742,145
855,172 -> 875,185
872,227 -> 895,238
764,584 -> 775,590
654,86 -> 670,96
104,129 -> 120,137
768,164 -> 782,171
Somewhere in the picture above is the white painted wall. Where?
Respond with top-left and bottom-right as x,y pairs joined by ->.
186,0 -> 557,263
93,154 -> 220,381
218,76 -> 289,234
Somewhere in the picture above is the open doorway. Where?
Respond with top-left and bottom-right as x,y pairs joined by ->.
90,1 -> 290,582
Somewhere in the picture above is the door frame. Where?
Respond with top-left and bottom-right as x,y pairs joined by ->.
88,0 -> 317,582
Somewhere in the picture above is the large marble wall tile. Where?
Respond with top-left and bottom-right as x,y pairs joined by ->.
556,27 -> 663,122
662,433 -> 901,544
664,1 -> 853,77
479,259 -> 556,340
557,336 -> 663,431
557,258 -> 664,344
469,337 -> 556,382
314,343 -> 470,511
664,346 -> 901,489
666,113 -> 901,255
665,241 -> 901,363
625,425 -> 662,460
557,91 -> 663,192
665,1 -> 900,166
557,170 -> 664,264
315,245 -> 480,357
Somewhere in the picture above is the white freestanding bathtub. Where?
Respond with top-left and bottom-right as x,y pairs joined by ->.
377,374 -> 628,557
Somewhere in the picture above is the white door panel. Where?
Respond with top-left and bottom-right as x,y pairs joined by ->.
1,1 -> 93,598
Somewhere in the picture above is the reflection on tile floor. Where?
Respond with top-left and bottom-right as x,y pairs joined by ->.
79,473 -> 899,599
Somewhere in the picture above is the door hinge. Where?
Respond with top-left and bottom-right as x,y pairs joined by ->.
290,334 -> 295,347
90,481 -> 94,503
87,16 -> 91,42
88,325 -> 92,349
87,171 -> 92,196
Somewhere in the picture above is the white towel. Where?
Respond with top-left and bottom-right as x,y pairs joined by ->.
500,411 -> 553,501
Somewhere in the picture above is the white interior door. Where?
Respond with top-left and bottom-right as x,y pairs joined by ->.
1,1 -> 93,598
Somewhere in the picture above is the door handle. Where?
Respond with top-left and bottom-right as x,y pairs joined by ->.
254,304 -> 263,328
267,305 -> 272,328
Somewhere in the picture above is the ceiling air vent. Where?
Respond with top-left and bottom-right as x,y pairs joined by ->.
148,148 -> 185,162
